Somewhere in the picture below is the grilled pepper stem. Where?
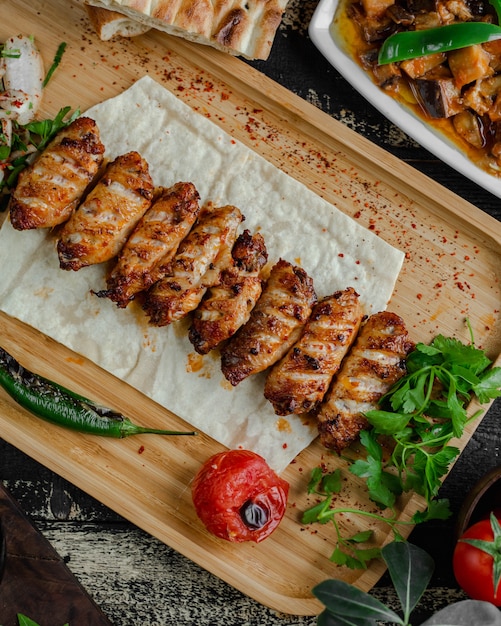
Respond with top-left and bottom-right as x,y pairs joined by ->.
378,22 -> 501,65
0,346 -> 197,438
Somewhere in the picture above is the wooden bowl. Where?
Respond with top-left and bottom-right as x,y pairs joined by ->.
455,465 -> 501,539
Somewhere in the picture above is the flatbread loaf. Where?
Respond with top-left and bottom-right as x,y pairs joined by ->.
84,0 -> 289,59
85,3 -> 151,40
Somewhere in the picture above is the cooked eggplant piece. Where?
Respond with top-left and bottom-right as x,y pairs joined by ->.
386,4 -> 415,26
361,0 -> 396,19
405,0 -> 436,12
411,72 -> 463,118
400,52 -> 446,79
452,110 -> 486,148
463,74 -> 501,116
448,44 -> 492,89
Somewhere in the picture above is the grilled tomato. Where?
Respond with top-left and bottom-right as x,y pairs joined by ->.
191,449 -> 289,543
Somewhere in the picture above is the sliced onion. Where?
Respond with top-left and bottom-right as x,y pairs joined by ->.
2,35 -> 44,125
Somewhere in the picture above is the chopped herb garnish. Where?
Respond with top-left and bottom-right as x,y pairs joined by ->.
43,42 -> 67,87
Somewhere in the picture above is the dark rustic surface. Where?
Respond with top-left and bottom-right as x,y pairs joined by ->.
0,484 -> 112,626
1,1 -> 501,624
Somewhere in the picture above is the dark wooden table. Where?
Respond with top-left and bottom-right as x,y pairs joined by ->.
1,1 -> 501,624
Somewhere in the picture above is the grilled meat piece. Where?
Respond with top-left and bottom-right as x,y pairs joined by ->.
264,287 -> 363,416
221,259 -> 317,386
57,151 -> 154,271
143,204 -> 243,326
317,311 -> 415,453
96,182 -> 200,307
9,116 -> 105,230
188,229 -> 268,354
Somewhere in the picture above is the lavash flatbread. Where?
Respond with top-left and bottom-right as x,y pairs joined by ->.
84,0 -> 288,60
0,76 -> 404,472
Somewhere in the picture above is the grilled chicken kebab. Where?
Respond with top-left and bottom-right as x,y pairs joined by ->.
264,287 -> 363,416
6,114 -> 415,456
9,116 -> 105,230
221,259 -> 317,386
57,151 -> 154,271
143,204 -> 243,326
316,311 -> 415,453
96,181 -> 201,307
189,229 -> 268,355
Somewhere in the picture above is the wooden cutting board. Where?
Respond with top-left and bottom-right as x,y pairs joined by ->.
0,482 -> 112,626
1,0 -> 501,617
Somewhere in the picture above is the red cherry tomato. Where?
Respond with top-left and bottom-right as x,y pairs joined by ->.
191,449 -> 289,543
453,514 -> 501,606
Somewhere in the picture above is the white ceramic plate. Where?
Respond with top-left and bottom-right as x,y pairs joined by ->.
308,0 -> 501,199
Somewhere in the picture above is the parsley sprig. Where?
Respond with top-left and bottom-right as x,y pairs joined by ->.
302,325 -> 501,568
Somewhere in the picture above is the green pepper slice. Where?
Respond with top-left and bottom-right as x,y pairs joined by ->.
378,22 -> 501,65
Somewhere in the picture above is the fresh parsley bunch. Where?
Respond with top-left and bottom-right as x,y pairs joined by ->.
362,333 -> 501,506
303,328 -> 501,568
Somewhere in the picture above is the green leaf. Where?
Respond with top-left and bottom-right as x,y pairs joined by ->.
302,497 -> 334,525
474,367 -> 501,403
364,409 -> 410,434
349,530 -> 373,543
17,616 -> 40,626
43,42 -> 67,88
411,499 -> 452,524
322,469 -> 343,495
313,580 -> 403,624
307,466 -> 323,493
382,541 -> 434,622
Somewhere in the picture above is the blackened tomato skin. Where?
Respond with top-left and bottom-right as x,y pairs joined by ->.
453,518 -> 501,606
191,449 -> 289,543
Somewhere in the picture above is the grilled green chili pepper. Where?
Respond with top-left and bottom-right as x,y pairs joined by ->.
378,22 -> 501,65
0,346 -> 197,438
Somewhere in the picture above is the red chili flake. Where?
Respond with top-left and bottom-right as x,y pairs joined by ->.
282,443 -> 288,449
138,445 -> 145,454
416,293 -> 423,300
338,253 -> 344,258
